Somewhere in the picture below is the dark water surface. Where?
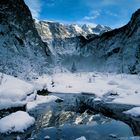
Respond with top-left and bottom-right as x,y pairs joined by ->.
35,120 -> 133,140
0,93 -> 134,140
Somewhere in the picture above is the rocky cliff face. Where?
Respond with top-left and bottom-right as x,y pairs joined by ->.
83,9 -> 140,73
0,0 -> 51,78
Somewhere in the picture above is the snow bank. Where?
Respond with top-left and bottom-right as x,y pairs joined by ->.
113,94 -> 140,106
26,95 -> 59,111
124,107 -> 140,117
0,111 -> 35,134
0,73 -> 35,110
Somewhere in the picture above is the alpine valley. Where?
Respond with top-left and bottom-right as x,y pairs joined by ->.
1,0 -> 140,140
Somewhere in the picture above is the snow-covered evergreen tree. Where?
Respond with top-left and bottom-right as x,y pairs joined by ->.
71,62 -> 77,73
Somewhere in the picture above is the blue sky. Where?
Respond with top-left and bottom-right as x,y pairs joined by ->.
24,0 -> 140,28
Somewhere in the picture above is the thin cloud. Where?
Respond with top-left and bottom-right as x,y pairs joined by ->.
105,11 -> 118,17
24,0 -> 42,19
83,10 -> 100,21
46,0 -> 56,7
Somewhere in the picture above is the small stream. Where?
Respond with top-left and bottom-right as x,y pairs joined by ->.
0,93 -> 134,140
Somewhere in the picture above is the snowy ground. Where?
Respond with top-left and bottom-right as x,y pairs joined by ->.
35,72 -> 140,106
1,72 -> 140,110
1,72 -> 140,134
34,72 -> 140,117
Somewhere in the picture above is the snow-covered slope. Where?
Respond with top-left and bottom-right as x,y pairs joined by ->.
0,0 -> 52,78
83,9 -> 140,73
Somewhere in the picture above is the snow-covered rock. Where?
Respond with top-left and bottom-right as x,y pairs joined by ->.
75,136 -> 87,140
0,73 -> 35,110
108,80 -> 119,85
44,135 -> 50,140
124,107 -> 140,117
26,95 -> 60,111
0,111 -> 35,134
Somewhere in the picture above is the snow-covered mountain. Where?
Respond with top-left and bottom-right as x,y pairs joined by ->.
1,0 -> 140,75
35,20 -> 111,40
82,9 -> 140,73
92,24 -> 112,35
0,0 -> 52,78
35,9 -> 140,74
35,20 -> 111,71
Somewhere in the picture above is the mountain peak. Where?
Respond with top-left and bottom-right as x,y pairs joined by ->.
129,8 -> 140,26
35,21 -> 112,40
131,8 -> 140,19
96,24 -> 104,29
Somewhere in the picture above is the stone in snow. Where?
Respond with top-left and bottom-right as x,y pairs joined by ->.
75,136 -> 87,140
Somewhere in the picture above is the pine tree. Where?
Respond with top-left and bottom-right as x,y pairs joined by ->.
71,62 -> 76,73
